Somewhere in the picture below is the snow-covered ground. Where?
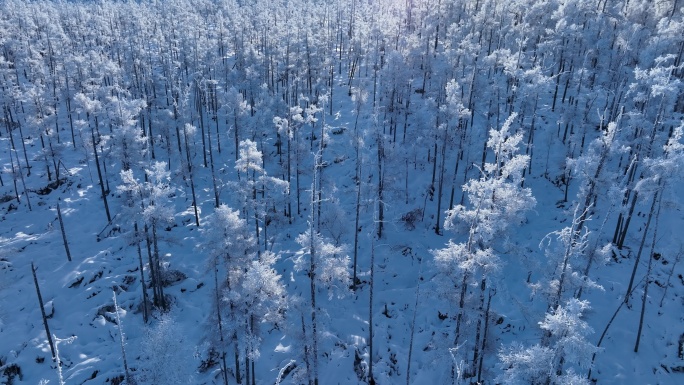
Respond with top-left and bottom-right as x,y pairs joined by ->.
1,1 -> 683,385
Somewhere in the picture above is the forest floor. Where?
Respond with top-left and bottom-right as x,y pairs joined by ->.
1,70 -> 684,385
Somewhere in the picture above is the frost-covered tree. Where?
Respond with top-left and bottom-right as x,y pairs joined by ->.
232,251 -> 286,385
200,204 -> 255,385
53,334 -> 77,385
499,299 -> 598,385
528,120 -> 623,314
200,204 -> 286,385
625,122 -> 684,302
435,79 -> 470,234
73,92 -> 111,222
118,161 -> 175,310
291,162 -> 351,385
534,214 -> 607,314
234,139 -> 288,251
626,123 -> 684,350
139,315 -> 195,385
106,95 -> 147,172
434,112 -> 535,379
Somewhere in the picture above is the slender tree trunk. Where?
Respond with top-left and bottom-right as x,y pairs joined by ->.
235,341 -> 242,384
56,202 -> 72,262
368,236 -> 376,385
134,223 -> 149,323
405,258 -> 422,385
625,189 -> 659,306
250,318 -> 256,385
182,123 -> 200,226
91,118 -> 111,222
16,112 -> 32,177
309,163 -> 320,385
208,124 -> 220,208
234,111 -> 240,161
197,86 -> 208,168
244,346 -> 250,385
32,262 -> 56,359
634,197 -> 661,352
477,288 -> 494,382
12,145 -> 32,211
435,128 -> 447,234
301,313 -> 311,385
353,108 -> 363,289
7,144 -> 20,202
352,170 -> 362,290
65,72 -> 76,149
471,278 -> 486,376
376,130 -> 384,239
144,223 -> 159,308
112,291 -> 133,384
212,258 -> 229,385
659,250 -> 682,308
152,223 -> 166,310
617,190 -> 638,249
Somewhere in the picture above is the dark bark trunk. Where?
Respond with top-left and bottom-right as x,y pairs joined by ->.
134,223 -> 149,323
56,202 -> 72,262
91,118 -> 111,222
625,189 -> 659,306
32,262 -> 56,359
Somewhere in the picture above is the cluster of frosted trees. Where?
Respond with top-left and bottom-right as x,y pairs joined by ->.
2,0 -> 682,384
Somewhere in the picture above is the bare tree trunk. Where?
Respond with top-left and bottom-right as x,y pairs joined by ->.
207,113 -> 220,208
471,278 -> 486,376
11,144 -> 32,211
353,106 -> 363,289
91,118 -> 111,222
197,84 -> 208,168
32,262 -> 56,359
309,159 -> 320,385
376,129 -> 385,239
182,123 -> 200,226
143,223 -> 159,308
405,258 -> 423,385
112,291 -> 133,384
213,259 -> 229,385
352,170 -> 362,290
625,189 -> 659,306
234,342 -> 242,384
244,346 -> 250,385
300,313 -> 311,385
368,236 -> 376,385
617,190 -> 638,249
134,223 -> 149,323
453,272 -> 468,347
56,202 -> 72,262
477,288 -> 494,382
151,223 -> 166,310
659,249 -> 682,308
435,128 -> 447,234
635,197 -> 662,352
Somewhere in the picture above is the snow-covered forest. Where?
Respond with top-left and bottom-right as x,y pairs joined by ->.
0,0 -> 683,384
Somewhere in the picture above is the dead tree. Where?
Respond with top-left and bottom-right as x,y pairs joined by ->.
31,262 -> 55,359
56,202 -> 72,262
